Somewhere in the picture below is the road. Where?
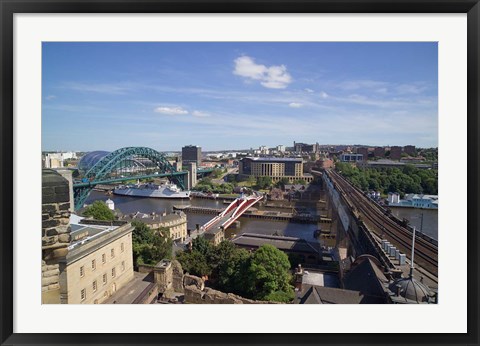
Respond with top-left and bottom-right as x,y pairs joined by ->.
211,167 -> 238,185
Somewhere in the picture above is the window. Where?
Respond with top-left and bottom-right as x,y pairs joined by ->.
93,280 -> 97,292
80,266 -> 84,277
92,259 -> 96,270
111,249 -> 115,258
102,254 -> 106,264
121,243 -> 124,253
121,261 -> 125,271
112,267 -> 116,278
103,273 -> 107,285
81,289 -> 86,301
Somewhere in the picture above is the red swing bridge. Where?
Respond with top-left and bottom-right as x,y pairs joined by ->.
186,192 -> 264,242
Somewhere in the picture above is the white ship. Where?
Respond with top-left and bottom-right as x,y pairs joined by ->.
113,182 -> 191,199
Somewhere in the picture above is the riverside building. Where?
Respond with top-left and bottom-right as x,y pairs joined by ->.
60,216 -> 135,304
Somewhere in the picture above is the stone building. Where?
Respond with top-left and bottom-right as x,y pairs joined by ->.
186,162 -> 197,189
42,169 -> 136,304
120,211 -> 187,242
204,227 -> 225,245
42,169 -> 72,304
239,157 -> 313,183
60,216 -> 135,304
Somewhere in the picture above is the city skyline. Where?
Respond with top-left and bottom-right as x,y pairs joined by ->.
42,42 -> 438,151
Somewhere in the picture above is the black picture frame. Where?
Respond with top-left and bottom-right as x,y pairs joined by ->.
1,1 -> 479,345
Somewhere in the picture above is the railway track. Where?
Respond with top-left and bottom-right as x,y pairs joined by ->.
327,169 -> 438,278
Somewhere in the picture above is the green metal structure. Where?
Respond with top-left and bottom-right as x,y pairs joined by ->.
73,147 -> 186,210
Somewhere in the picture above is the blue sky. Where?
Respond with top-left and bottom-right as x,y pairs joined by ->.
42,42 -> 438,152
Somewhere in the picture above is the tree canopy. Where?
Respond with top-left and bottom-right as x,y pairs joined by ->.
131,221 -> 172,266
176,239 -> 294,302
246,244 -> 294,302
335,162 -> 438,196
82,200 -> 115,221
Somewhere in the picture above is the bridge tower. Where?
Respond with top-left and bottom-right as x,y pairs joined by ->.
186,162 -> 197,190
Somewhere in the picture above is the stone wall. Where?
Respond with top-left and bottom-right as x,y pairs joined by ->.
184,285 -> 278,304
42,169 -> 71,303
153,259 -> 184,295
152,259 -> 278,304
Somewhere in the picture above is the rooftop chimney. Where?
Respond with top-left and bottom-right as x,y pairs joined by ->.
294,264 -> 304,291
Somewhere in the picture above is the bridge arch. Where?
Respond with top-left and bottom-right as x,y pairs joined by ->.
74,147 -> 185,210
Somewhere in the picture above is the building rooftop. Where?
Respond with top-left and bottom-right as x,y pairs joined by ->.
231,233 -> 319,254
296,285 -> 365,304
120,211 -> 186,226
244,157 -> 302,163
68,215 -> 123,250
66,214 -> 133,264
404,194 -> 438,201
204,227 -> 224,236
302,270 -> 340,287
367,159 -> 405,166
343,256 -> 390,303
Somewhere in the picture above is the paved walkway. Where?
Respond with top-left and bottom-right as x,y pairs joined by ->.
103,271 -> 154,304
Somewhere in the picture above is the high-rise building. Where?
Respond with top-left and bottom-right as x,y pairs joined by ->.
182,145 -> 202,166
293,141 -> 319,153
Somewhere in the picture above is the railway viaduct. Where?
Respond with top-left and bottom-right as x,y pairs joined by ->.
313,169 -> 438,289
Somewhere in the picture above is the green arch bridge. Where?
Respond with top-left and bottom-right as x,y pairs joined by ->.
73,147 -> 212,210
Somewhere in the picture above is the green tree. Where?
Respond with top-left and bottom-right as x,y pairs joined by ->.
82,200 -> 115,221
256,176 -> 273,190
274,177 -> 290,189
216,246 -> 252,297
211,168 -> 225,179
192,235 -> 214,258
176,236 -> 215,277
131,221 -> 172,266
246,244 -> 294,302
176,250 -> 211,277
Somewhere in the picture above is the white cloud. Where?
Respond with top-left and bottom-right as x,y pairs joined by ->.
304,88 -> 314,93
289,102 -> 303,108
154,106 -> 189,115
233,56 -> 292,89
396,83 -> 427,94
338,79 -> 388,91
45,95 -> 56,100
320,91 -> 329,99
64,82 -> 133,95
192,110 -> 210,117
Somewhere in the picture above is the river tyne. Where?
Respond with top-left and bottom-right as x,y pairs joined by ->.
86,191 -> 319,241
85,191 -> 438,241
